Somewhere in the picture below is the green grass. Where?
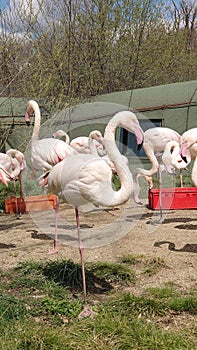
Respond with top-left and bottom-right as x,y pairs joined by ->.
0,259 -> 196,349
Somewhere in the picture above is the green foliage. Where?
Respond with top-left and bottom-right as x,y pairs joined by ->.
0,182 -> 20,210
1,1 -> 196,109
112,174 -> 121,191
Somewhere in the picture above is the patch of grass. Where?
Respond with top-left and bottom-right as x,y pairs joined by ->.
0,260 -> 197,349
169,296 -> 197,315
42,297 -> 83,320
89,261 -> 136,285
121,254 -> 144,265
143,257 -> 167,276
0,293 -> 27,322
144,285 -> 180,300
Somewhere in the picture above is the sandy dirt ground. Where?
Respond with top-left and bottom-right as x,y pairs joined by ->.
0,197 -> 196,295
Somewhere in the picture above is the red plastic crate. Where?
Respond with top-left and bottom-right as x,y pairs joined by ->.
148,187 -> 197,210
5,194 -> 57,214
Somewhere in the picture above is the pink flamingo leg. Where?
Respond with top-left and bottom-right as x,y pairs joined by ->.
75,208 -> 95,319
48,195 -> 59,254
180,169 -> 183,187
158,157 -> 164,224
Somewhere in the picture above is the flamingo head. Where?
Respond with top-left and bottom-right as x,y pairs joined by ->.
162,141 -> 188,174
52,130 -> 65,138
180,142 -> 191,164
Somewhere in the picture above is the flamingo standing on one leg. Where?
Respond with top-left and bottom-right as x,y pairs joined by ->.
180,128 -> 197,186
25,100 -> 77,254
46,110 -> 144,318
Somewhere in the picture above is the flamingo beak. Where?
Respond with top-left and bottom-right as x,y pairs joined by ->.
181,155 -> 188,163
20,160 -> 26,171
25,112 -> 31,126
135,125 -> 144,151
137,141 -> 143,151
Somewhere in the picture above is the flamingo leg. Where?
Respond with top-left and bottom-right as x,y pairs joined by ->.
180,169 -> 183,187
48,195 -> 59,254
158,157 -> 164,224
18,172 -> 25,215
75,207 -> 95,319
13,180 -> 20,220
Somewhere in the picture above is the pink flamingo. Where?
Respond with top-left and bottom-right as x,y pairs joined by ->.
25,101 -> 76,172
25,100 -> 77,254
53,129 -> 106,156
180,128 -> 197,186
162,141 -> 188,175
52,129 -> 70,144
0,149 -> 26,217
0,149 -> 25,186
133,127 -> 187,222
46,110 -> 143,318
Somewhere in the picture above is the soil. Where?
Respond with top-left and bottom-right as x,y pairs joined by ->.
0,198 -> 196,296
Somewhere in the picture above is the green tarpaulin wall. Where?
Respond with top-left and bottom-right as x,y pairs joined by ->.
0,80 -> 196,171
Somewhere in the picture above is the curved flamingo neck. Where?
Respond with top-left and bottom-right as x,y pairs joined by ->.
27,100 -> 41,141
135,146 -> 159,178
103,117 -> 133,206
88,131 -> 104,156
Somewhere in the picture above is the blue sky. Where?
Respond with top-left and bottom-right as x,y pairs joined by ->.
0,1 -> 180,12
0,0 -> 9,10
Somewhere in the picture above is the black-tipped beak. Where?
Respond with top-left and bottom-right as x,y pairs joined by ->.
137,141 -> 143,151
181,155 -> 188,163
26,121 -> 30,126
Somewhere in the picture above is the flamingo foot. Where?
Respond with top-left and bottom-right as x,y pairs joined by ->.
145,176 -> 153,189
78,305 -> 96,319
48,241 -> 58,254
134,198 -> 144,206
105,207 -> 120,216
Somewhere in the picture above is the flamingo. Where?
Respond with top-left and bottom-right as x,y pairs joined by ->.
53,128 -> 106,156
52,129 -> 70,144
133,127 -> 182,202
0,149 -> 25,186
46,110 -> 143,318
180,128 -> 197,186
132,127 -> 187,223
25,100 -> 76,254
0,149 -> 26,217
25,100 -> 76,172
161,141 -> 188,175
53,128 -> 123,174
70,133 -> 106,156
